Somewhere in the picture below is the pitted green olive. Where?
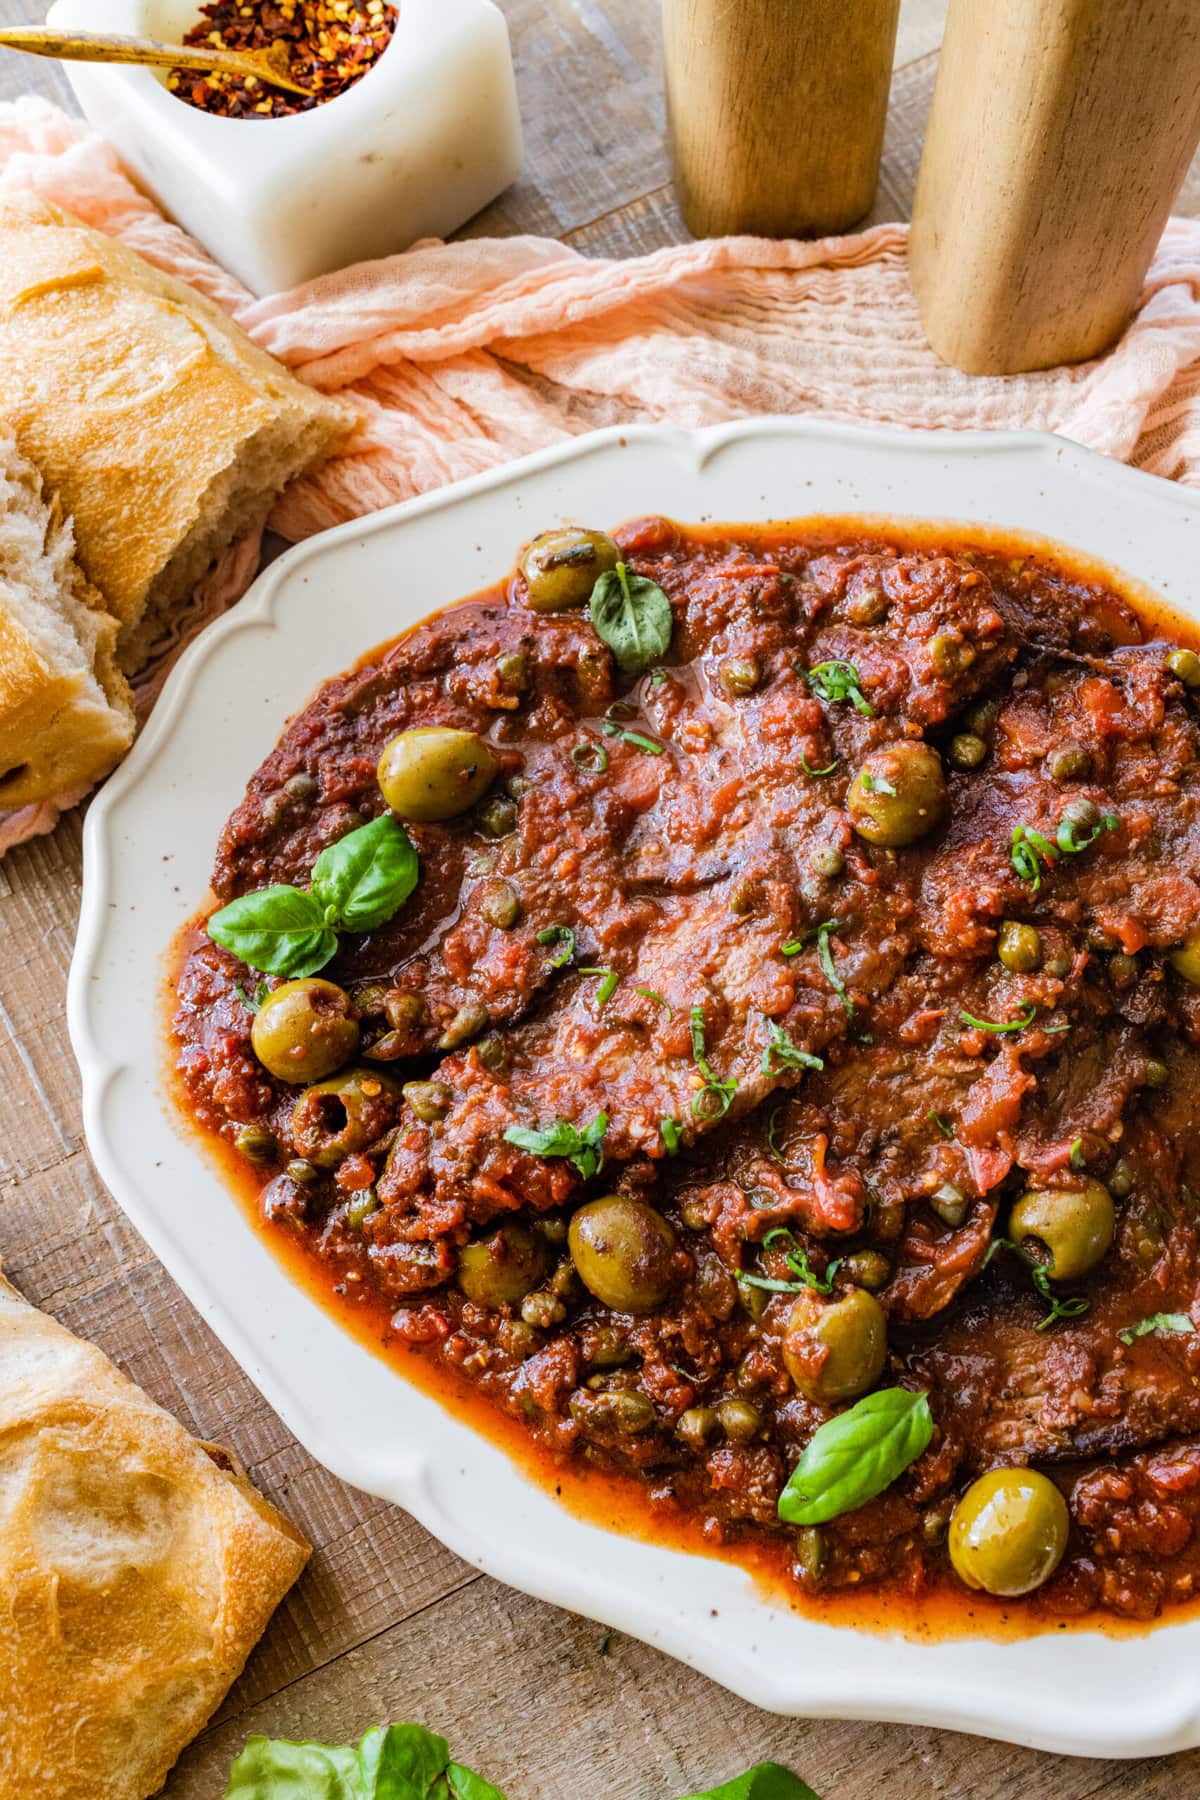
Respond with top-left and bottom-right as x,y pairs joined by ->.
289,1068 -> 401,1167
949,1468 -> 1069,1597
782,1286 -> 887,1403
250,978 -> 359,1083
1170,931 -> 1200,985
847,742 -> 947,848
1008,1180 -> 1114,1282
457,1223 -> 551,1309
568,1195 -> 677,1314
377,727 -> 497,822
520,528 -> 620,612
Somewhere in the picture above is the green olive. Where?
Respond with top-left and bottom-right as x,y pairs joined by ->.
1170,931 -> 1200,984
377,727 -> 497,822
457,1223 -> 551,1309
997,921 -> 1041,974
250,978 -> 359,1083
1008,1180 -> 1115,1281
947,732 -> 987,772
1047,742 -> 1091,781
782,1287 -> 887,1403
568,1195 -> 678,1314
289,1068 -> 400,1167
1167,647 -> 1200,689
520,527 -> 620,612
948,1468 -> 1069,1597
847,742 -> 947,848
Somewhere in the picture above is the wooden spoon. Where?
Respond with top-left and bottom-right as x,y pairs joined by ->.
0,25 -> 312,98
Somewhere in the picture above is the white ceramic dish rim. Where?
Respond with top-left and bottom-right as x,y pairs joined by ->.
68,419 -> 1200,1760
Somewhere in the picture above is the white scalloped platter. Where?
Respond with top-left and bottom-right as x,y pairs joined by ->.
69,420 -> 1200,1757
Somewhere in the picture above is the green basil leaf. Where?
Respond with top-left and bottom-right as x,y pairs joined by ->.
224,1734 -> 364,1798
777,1388 -> 933,1526
446,1765 -> 509,1800
208,885 -> 337,979
361,1724 -> 454,1800
311,815 -> 419,933
678,1763 -> 823,1800
590,561 -> 674,674
503,1111 -> 608,1179
1118,1311 -> 1195,1347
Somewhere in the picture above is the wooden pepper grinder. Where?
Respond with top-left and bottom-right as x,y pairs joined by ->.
909,0 -> 1200,374
662,0 -> 902,239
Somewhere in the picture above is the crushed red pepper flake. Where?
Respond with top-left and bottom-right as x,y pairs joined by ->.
168,0 -> 398,118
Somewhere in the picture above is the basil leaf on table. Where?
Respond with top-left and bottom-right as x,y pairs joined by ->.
208,816 -> 419,979
207,885 -> 338,980
311,813 -> 419,932
225,1723 -> 508,1800
679,1764 -> 823,1800
589,561 -> 673,673
777,1388 -> 934,1526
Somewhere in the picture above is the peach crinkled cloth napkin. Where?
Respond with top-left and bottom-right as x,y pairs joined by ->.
5,94 -> 1200,849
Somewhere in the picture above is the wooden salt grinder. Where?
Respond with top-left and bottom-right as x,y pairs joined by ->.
909,0 -> 1200,375
662,0 -> 902,239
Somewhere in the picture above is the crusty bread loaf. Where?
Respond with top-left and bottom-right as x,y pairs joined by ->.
0,1268 -> 310,1800
0,428 -> 134,809
0,193 -> 353,671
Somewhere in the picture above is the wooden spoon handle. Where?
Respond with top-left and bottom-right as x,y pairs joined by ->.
0,25 -> 311,96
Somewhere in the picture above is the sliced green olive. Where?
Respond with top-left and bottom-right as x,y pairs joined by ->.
377,727 -> 497,822
568,1195 -> 677,1314
1170,931 -> 1200,985
250,978 -> 359,1083
782,1286 -> 887,1403
998,921 -> 1041,974
949,1468 -> 1069,1597
457,1223 -> 551,1309
847,742 -> 947,848
289,1068 -> 400,1167
1008,1180 -> 1115,1282
520,528 -> 620,612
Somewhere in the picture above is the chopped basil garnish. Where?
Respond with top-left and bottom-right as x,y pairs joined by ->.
751,1226 -> 841,1294
986,1236 -> 1091,1331
235,979 -> 269,1014
760,1018 -> 824,1076
579,966 -> 620,1007
602,716 -> 665,755
804,659 -> 874,717
537,923 -> 576,967
208,814 -> 418,979
1013,809 -> 1119,888
1118,1312 -> 1195,1347
960,1003 -> 1037,1034
689,1003 -> 738,1118
637,986 -> 674,1017
928,1109 -> 954,1139
781,939 -> 804,957
1057,809 -> 1119,855
777,1388 -> 933,1526
815,920 -> 854,1019
589,561 -> 673,674
798,750 -> 838,777
766,1104 -> 787,1163
572,741 -> 608,774
1069,1136 -> 1086,1170
661,1116 -> 682,1155
859,771 -> 896,796
503,1111 -> 608,1179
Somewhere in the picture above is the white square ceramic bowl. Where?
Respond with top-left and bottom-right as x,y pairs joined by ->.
45,0 -> 522,295
69,420 -> 1200,1758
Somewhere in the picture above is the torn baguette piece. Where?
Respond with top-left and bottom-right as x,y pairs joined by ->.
0,427 -> 134,809
0,192 -> 354,671
0,1268 -> 310,1800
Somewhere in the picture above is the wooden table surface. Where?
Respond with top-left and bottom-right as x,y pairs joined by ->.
3,3 -> 1199,1795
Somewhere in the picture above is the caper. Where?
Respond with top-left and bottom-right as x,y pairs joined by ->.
793,1525 -> 828,1584
847,584 -> 887,625
1108,953 -> 1138,991
285,771 -> 318,801
998,920 -> 1041,974
676,1406 -> 719,1447
947,733 -> 987,772
377,726 -> 498,822
439,1000 -> 489,1050
520,527 -> 620,612
949,1469 -> 1069,1597
586,1324 -> 633,1366
964,696 -> 998,737
506,774 -> 534,800
402,1079 -> 452,1123
1009,1180 -> 1115,1281
1170,932 -> 1200,985
922,1498 -> 955,1545
1143,1059 -> 1170,1089
1043,954 -> 1072,979
783,1287 -> 887,1403
847,742 -> 947,848
477,795 -> 518,839
1061,796 -> 1101,834
841,1249 -> 891,1292
353,983 -> 391,1018
289,1068 -> 401,1167
606,1390 -> 657,1434
1167,647 -> 1200,689
728,875 -> 758,916
810,844 -> 845,879
521,1290 -> 566,1329
929,632 -> 972,678
568,1195 -> 678,1314
720,656 -> 761,697
458,1223 -> 551,1309
477,877 -> 521,929
476,1035 -> 508,1073
498,1319 -> 538,1358
535,1216 -> 569,1247
250,978 -> 359,1084
717,1398 -> 762,1442
1108,1158 -> 1135,1199
1047,743 -> 1091,781
235,1122 -> 278,1163
929,1183 -> 969,1229
287,1157 -> 321,1186
345,1188 -> 380,1230
496,651 -> 531,693
385,989 -> 428,1034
